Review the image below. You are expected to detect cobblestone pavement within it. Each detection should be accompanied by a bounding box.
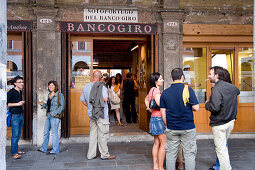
[6,139,255,170]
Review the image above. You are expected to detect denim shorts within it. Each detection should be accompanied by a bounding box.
[149,116,166,136]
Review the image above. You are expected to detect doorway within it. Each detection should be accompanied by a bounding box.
[6,32,32,139]
[68,35,155,135]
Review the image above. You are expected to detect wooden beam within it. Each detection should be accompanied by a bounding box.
[183,24,253,36]
[183,35,253,43]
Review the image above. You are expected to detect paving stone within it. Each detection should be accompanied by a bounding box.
[87,160,116,167]
[64,162,87,168]
[5,139,255,170]
[116,154,146,160]
[128,165,152,170]
[116,159,148,166]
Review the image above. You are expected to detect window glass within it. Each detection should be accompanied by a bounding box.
[183,47,207,103]
[211,49,234,81]
[71,40,92,89]
[7,40,23,91]
[78,41,87,51]
[238,48,254,103]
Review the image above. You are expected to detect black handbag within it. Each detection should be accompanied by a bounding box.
[149,88,160,110]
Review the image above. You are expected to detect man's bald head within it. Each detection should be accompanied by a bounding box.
[93,70,102,81]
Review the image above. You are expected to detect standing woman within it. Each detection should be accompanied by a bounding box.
[116,73,124,119]
[38,81,65,154]
[145,72,166,170]
[108,76,123,126]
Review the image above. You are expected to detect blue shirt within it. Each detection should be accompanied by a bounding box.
[160,83,199,130]
[80,82,109,119]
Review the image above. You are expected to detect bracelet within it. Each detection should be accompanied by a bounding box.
[146,108,150,110]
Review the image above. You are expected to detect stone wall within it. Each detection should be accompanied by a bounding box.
[0,0,7,169]
[5,0,254,144]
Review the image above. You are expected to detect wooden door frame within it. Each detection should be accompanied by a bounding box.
[6,32,33,140]
[62,34,156,136]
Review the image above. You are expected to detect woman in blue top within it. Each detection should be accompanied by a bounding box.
[38,81,65,154]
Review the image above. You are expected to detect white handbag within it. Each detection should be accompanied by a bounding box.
[110,91,120,105]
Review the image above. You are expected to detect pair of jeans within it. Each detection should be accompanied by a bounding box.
[212,120,235,170]
[11,113,24,156]
[165,128,197,170]
[40,114,61,154]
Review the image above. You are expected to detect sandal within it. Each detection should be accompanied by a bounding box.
[18,149,25,154]
[12,154,21,159]
[118,122,123,126]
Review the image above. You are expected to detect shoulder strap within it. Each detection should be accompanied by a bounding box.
[151,87,156,99]
[57,92,59,109]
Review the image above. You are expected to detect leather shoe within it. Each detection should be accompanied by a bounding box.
[37,149,46,153]
[101,155,116,160]
[46,152,56,155]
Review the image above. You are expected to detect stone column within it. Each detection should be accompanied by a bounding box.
[161,0,183,88]
[0,0,7,169]
[33,7,61,146]
[161,11,183,88]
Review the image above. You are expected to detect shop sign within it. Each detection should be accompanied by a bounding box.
[7,20,32,31]
[61,22,157,34]
[84,8,138,23]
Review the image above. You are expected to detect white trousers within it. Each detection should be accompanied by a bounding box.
[87,118,110,159]
[212,119,235,170]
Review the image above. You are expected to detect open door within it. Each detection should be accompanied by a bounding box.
[69,37,93,135]
[138,35,155,131]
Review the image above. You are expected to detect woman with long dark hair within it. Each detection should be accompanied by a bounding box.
[145,72,166,170]
[108,76,123,126]
[38,81,65,154]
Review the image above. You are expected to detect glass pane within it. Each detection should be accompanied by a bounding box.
[211,49,234,81]
[7,39,23,91]
[71,40,92,89]
[183,47,207,103]
[238,48,254,103]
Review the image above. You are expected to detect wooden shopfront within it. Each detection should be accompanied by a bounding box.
[183,24,254,132]
[60,21,158,137]
[6,20,33,139]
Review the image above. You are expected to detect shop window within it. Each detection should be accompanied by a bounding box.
[238,48,254,103]
[78,41,87,51]
[211,49,234,81]
[183,47,207,103]
[71,41,92,89]
[7,40,13,49]
[6,39,23,90]
[7,40,22,51]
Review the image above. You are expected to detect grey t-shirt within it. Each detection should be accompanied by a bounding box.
[80,82,109,119]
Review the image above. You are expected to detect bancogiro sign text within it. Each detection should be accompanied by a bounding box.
[61,22,157,34]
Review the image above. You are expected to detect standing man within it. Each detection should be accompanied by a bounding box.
[80,70,115,160]
[7,76,25,159]
[123,72,137,123]
[160,68,199,170]
[205,66,240,170]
